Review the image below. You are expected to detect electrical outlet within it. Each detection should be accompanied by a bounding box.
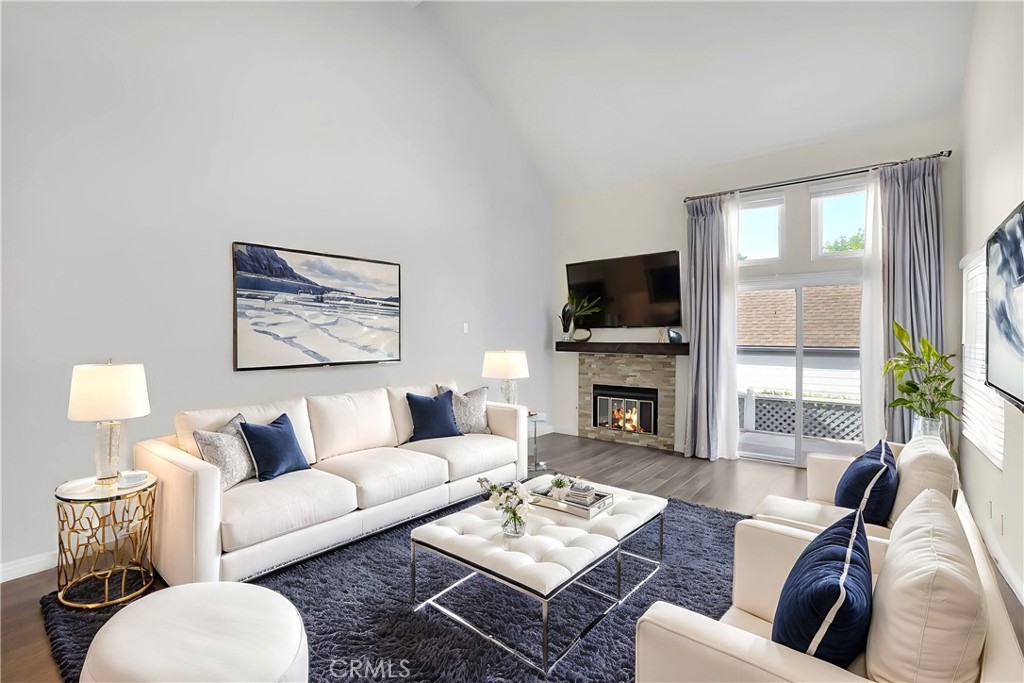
[462,323,469,334]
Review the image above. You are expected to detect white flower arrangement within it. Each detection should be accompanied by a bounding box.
[549,474,573,501]
[477,478,533,535]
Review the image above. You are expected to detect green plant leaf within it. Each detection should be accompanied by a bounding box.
[937,406,960,421]
[893,322,914,354]
[889,398,913,408]
[897,382,919,395]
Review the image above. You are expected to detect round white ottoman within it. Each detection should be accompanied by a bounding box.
[80,583,308,682]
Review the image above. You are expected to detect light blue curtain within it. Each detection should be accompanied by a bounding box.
[881,157,944,442]
[686,196,726,460]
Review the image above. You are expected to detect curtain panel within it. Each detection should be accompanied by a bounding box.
[686,196,739,460]
[880,157,945,442]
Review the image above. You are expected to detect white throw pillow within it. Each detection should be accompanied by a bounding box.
[175,397,317,464]
[866,489,986,683]
[307,388,398,460]
[887,435,959,526]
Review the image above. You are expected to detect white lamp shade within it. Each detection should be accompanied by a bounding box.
[68,363,151,422]
[481,350,529,380]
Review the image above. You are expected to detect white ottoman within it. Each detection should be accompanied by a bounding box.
[80,583,308,682]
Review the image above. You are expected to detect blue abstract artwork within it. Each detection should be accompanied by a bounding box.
[233,243,400,370]
[987,202,1024,407]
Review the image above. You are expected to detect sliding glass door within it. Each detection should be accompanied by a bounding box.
[736,275,864,466]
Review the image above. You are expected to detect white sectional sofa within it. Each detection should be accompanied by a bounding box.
[135,382,527,586]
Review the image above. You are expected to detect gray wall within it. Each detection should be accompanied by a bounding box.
[960,0,1023,597]
[2,3,552,565]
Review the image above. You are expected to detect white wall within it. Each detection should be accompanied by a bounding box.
[1,3,552,569]
[960,1,1023,597]
[551,116,963,450]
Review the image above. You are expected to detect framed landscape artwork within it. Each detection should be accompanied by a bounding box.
[233,242,401,371]
[986,201,1024,409]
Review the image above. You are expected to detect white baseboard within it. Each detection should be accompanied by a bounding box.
[2,550,57,583]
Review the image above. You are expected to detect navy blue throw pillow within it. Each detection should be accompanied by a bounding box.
[239,413,310,482]
[834,440,898,524]
[407,390,462,442]
[772,511,873,668]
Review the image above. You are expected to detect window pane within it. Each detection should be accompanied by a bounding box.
[737,289,795,347]
[738,204,780,261]
[802,284,862,446]
[820,190,866,254]
[802,284,862,349]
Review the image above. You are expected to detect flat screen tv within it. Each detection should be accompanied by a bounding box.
[566,250,682,328]
[986,200,1024,410]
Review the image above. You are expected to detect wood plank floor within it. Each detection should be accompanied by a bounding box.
[0,433,804,682]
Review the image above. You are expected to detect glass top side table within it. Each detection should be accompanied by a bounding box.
[54,473,157,609]
[527,413,548,472]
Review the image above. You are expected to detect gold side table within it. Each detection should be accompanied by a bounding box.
[55,473,156,609]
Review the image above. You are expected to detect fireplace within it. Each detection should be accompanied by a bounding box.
[592,384,658,436]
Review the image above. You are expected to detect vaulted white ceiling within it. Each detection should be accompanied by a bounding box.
[425,2,975,196]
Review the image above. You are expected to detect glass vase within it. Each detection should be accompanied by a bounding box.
[502,506,526,538]
[912,415,943,439]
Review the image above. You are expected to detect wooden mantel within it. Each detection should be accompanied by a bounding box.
[554,341,689,356]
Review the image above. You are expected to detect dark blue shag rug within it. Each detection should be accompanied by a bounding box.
[41,498,745,682]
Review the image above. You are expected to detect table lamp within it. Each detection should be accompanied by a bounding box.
[68,362,151,484]
[482,350,529,405]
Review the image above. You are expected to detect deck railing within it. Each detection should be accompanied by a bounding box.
[738,390,863,442]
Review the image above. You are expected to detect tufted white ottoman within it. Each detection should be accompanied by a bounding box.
[80,582,308,682]
[411,475,667,675]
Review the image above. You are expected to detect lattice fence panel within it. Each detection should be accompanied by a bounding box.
[752,396,863,441]
[737,396,745,427]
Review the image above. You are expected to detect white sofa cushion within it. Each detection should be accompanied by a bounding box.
[175,397,316,464]
[307,388,398,460]
[888,435,958,525]
[387,380,457,444]
[220,469,357,552]
[314,447,448,508]
[399,434,516,481]
[866,489,987,683]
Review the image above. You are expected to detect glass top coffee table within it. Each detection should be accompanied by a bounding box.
[410,475,667,675]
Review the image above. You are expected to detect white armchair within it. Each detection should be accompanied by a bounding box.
[754,437,957,539]
[636,520,883,683]
[636,493,1019,683]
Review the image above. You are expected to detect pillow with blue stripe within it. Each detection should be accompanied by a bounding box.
[834,440,898,525]
[772,511,873,668]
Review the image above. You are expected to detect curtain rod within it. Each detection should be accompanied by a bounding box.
[683,149,953,203]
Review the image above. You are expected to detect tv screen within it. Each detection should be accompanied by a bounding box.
[986,200,1024,409]
[566,250,682,328]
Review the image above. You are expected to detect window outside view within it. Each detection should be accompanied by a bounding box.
[817,188,867,255]
[737,201,781,261]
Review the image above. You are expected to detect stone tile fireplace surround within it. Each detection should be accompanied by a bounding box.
[578,353,676,451]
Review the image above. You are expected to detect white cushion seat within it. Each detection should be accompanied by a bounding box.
[754,495,892,539]
[314,447,448,508]
[221,469,357,552]
[524,477,669,541]
[412,504,619,596]
[80,583,308,682]
[399,433,517,481]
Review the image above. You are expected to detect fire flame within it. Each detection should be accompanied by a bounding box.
[610,406,645,433]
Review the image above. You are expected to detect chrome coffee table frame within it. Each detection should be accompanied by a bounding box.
[410,512,664,676]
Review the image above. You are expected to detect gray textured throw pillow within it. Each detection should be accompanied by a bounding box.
[439,385,490,435]
[194,413,256,492]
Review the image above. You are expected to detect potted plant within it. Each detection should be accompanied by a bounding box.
[882,321,960,439]
[549,474,572,501]
[557,293,601,342]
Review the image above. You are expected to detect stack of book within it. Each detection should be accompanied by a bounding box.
[565,482,597,506]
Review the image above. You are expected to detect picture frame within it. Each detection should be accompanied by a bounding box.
[986,200,1024,410]
[232,242,401,371]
